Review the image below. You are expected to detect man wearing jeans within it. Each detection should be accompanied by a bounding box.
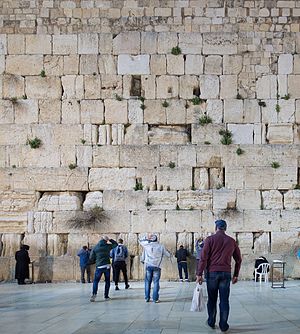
[139,234,171,303]
[196,220,242,333]
[89,236,118,302]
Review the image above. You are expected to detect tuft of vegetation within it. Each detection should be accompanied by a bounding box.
[258,100,266,107]
[68,163,77,170]
[12,165,16,168]
[162,100,169,108]
[204,141,211,145]
[68,206,106,229]
[171,46,182,55]
[191,96,205,105]
[275,104,281,113]
[191,185,195,191]
[26,137,42,149]
[189,207,194,211]
[140,103,146,110]
[236,147,245,155]
[138,96,145,102]
[93,72,97,76]
[146,199,152,207]
[236,93,243,100]
[81,139,86,144]
[216,183,223,189]
[199,115,212,126]
[219,129,233,145]
[271,161,280,169]
[134,182,143,191]
[40,70,46,77]
[10,97,18,103]
[282,93,290,100]
[22,94,27,100]
[294,184,300,190]
[168,161,176,169]
[115,94,123,101]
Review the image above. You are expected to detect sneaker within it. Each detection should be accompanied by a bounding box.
[154,300,160,303]
[90,295,96,302]
[104,297,111,301]
[205,320,216,330]
[185,279,189,282]
[179,279,183,282]
[115,286,120,291]
[145,298,150,302]
[125,284,130,289]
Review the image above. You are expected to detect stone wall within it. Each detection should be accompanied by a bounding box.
[0,0,300,281]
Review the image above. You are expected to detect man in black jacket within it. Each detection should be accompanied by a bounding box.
[175,245,189,282]
[15,245,31,285]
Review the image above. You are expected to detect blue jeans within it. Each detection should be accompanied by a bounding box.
[92,267,110,298]
[145,266,161,302]
[177,262,188,279]
[206,271,231,332]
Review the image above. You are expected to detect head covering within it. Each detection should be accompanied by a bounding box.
[149,234,157,242]
[215,219,227,230]
[22,244,30,251]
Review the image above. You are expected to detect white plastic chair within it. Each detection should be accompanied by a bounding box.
[254,263,270,283]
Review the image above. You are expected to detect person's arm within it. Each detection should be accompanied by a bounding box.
[124,246,128,258]
[163,246,171,258]
[175,251,178,258]
[232,243,242,284]
[89,249,96,264]
[138,235,149,247]
[109,239,118,249]
[77,249,83,257]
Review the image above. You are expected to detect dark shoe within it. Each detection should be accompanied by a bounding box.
[105,297,111,301]
[145,298,150,302]
[90,295,96,302]
[205,320,216,330]
[154,300,160,303]
[115,286,120,291]
[125,284,130,289]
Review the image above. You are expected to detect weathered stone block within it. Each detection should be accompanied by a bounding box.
[166,210,201,232]
[84,75,101,99]
[53,35,77,54]
[148,126,189,145]
[156,75,179,99]
[99,33,113,54]
[131,211,165,233]
[150,55,166,74]
[83,191,103,211]
[76,146,92,167]
[199,75,219,99]
[98,55,117,74]
[157,167,192,191]
[89,168,136,191]
[44,55,63,76]
[178,190,212,210]
[177,146,196,167]
[1,233,22,256]
[179,75,199,99]
[26,77,62,99]
[63,55,79,75]
[0,212,27,233]
[204,55,222,74]
[0,124,29,145]
[223,55,243,74]
[7,35,24,54]
[266,124,293,144]
[61,99,80,124]
[166,55,184,75]
[288,75,300,98]
[185,55,204,75]
[113,32,140,55]
[144,100,166,124]
[6,55,43,75]
[148,191,177,210]
[192,124,223,145]
[120,146,159,168]
[141,32,157,54]
[194,168,209,190]
[228,124,254,144]
[178,33,202,54]
[224,99,243,123]
[78,33,98,54]
[100,74,122,99]
[79,55,98,74]
[236,190,261,210]
[203,33,238,55]
[25,35,51,54]
[213,189,236,210]
[278,54,293,74]
[23,233,47,257]
[136,168,156,191]
[124,124,148,145]
[244,100,261,123]
[80,100,104,124]
[256,75,277,99]
[118,55,150,75]
[157,32,177,54]
[14,100,38,124]
[104,99,128,124]
[166,99,186,124]
[61,75,84,100]
[284,190,300,209]
[262,190,283,209]
[2,75,24,98]
[128,99,143,124]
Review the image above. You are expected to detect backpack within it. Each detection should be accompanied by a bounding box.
[114,245,126,262]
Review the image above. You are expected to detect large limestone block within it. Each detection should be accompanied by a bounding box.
[185,55,204,75]
[156,75,179,99]
[204,55,222,75]
[288,75,300,98]
[25,35,51,54]
[284,190,300,209]
[125,190,148,211]
[136,168,156,191]
[14,100,38,124]
[100,74,122,99]
[61,75,84,100]
[0,100,13,124]
[227,124,254,144]
[179,75,199,99]
[79,55,98,75]
[0,34,7,54]
[89,168,136,191]
[262,190,283,210]
[256,75,277,99]
[0,212,27,233]
[128,100,144,124]
[194,168,209,190]
[63,55,79,75]
[23,233,47,257]
[147,191,177,210]
[192,124,224,145]
[80,100,104,124]
[195,145,222,167]
[6,55,43,75]
[1,234,22,256]
[118,55,150,74]
[7,35,24,55]
[166,99,186,125]
[104,99,128,124]
[157,167,192,191]
[166,55,184,75]
[278,54,293,74]
[178,146,196,167]
[266,124,294,144]
[178,190,212,210]
[236,190,261,210]
[0,258,12,281]
[113,32,140,55]
[78,33,98,54]
[159,145,177,167]
[223,55,243,74]
[179,33,202,54]
[53,35,77,54]
[99,33,113,54]
[76,146,92,167]
[220,75,237,99]
[272,231,299,254]
[213,189,236,210]
[203,33,238,55]
[2,74,24,98]
[120,146,159,168]
[141,75,156,100]
[148,126,189,145]
[205,99,223,123]
[28,211,53,233]
[26,77,62,99]
[244,100,261,123]
[102,190,127,210]
[166,211,201,232]
[131,211,166,233]
[224,99,243,123]
[68,233,89,257]
[92,146,120,167]
[52,124,83,145]
[44,55,63,76]
[277,99,295,123]
[61,99,80,124]
[84,75,101,99]
[141,32,157,54]
[199,75,219,99]
[150,55,166,74]
[157,32,178,54]
[0,124,30,145]
[144,100,166,124]
[0,191,37,212]
[83,191,103,211]
[98,55,117,74]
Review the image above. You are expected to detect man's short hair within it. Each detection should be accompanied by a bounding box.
[83,245,88,250]
[118,238,123,244]
[215,219,227,230]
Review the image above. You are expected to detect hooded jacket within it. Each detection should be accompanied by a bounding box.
[89,239,117,267]
[139,238,170,268]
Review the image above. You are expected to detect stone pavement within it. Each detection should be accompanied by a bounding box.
[0,280,300,334]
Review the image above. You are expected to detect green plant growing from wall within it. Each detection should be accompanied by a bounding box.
[162,100,169,108]
[146,199,152,207]
[140,103,146,110]
[236,147,245,155]
[168,161,176,168]
[68,163,77,170]
[26,137,42,149]
[68,205,106,229]
[258,100,266,107]
[219,129,233,145]
[81,139,86,144]
[271,161,280,169]
[10,97,18,103]
[176,204,180,210]
[275,104,280,113]
[138,96,145,102]
[22,94,27,100]
[216,183,224,189]
[40,70,46,77]
[199,115,212,126]
[115,94,123,101]
[282,93,290,100]
[294,184,300,190]
[171,46,182,55]
[134,182,143,191]
[204,141,211,145]
[236,93,243,100]
[191,96,205,105]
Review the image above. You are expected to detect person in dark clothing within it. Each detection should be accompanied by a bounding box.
[253,256,269,281]
[196,220,242,333]
[77,245,91,283]
[89,236,118,302]
[175,245,189,282]
[15,244,31,285]
[110,239,130,290]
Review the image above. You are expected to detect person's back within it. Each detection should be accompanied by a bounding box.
[90,239,117,267]
[175,245,189,281]
[141,239,169,268]
[110,239,130,290]
[175,247,188,263]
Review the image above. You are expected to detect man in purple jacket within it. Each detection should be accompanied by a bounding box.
[196,220,242,333]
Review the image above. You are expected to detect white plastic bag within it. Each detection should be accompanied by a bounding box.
[190,283,205,312]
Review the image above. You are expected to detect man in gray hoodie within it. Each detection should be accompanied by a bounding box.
[139,234,171,303]
[89,236,118,302]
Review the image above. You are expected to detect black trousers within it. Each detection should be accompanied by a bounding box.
[113,261,128,286]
